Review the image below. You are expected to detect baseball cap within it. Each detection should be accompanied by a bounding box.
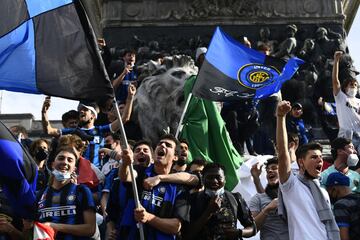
[77,103,98,119]
[195,47,207,61]
[292,102,302,109]
[325,172,350,187]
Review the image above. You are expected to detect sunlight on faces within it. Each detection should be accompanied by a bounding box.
[123,53,136,66]
[179,142,189,161]
[79,107,95,124]
[265,163,279,185]
[134,144,153,167]
[298,149,323,178]
[51,150,77,174]
[155,139,177,167]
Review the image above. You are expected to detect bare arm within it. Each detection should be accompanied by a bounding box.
[143,172,199,190]
[41,96,60,137]
[100,192,109,218]
[112,65,132,91]
[276,101,292,183]
[250,163,265,193]
[332,51,343,96]
[251,198,278,230]
[134,207,181,234]
[106,221,118,240]
[339,227,350,240]
[118,148,135,182]
[49,209,96,237]
[121,84,136,123]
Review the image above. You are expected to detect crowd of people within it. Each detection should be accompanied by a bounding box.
[0,30,360,240]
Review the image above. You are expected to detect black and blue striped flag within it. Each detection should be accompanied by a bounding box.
[0,0,113,101]
[193,27,304,100]
[0,121,37,219]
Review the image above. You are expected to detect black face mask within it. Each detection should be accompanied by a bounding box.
[265,182,279,199]
[35,148,48,162]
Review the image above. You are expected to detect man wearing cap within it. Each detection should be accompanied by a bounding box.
[321,137,360,193]
[286,102,311,146]
[326,172,360,240]
[42,100,121,168]
[195,47,207,68]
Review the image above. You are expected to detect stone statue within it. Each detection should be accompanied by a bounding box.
[273,24,298,59]
[256,27,277,54]
[133,55,198,144]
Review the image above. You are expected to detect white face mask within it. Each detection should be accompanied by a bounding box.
[347,153,359,167]
[52,169,72,182]
[204,187,225,197]
[346,88,357,98]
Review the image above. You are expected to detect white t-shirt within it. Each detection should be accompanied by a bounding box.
[334,90,360,134]
[280,173,329,240]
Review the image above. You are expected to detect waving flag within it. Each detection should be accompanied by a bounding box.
[0,121,37,219]
[179,76,243,190]
[192,27,304,100]
[0,0,113,101]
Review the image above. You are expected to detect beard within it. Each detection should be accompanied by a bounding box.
[265,182,279,199]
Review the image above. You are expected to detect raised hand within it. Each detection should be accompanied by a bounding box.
[276,101,291,118]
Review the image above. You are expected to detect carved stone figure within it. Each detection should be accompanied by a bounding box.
[133,55,198,143]
[256,27,278,53]
[273,24,298,59]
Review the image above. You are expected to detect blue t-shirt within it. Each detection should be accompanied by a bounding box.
[107,165,189,240]
[61,125,111,168]
[37,183,96,240]
[115,71,137,104]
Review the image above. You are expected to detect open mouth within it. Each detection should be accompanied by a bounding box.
[137,157,146,163]
[268,173,276,180]
[157,149,166,157]
[315,165,322,172]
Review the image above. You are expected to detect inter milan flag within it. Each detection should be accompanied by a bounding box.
[0,121,37,219]
[0,0,114,101]
[193,27,304,100]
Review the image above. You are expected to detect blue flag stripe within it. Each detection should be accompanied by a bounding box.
[255,57,305,99]
[25,0,73,18]
[206,27,265,80]
[0,20,39,93]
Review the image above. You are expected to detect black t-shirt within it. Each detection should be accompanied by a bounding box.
[186,190,254,240]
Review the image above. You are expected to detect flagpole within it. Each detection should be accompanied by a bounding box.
[175,93,193,138]
[112,98,145,240]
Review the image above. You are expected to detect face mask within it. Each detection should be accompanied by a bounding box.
[52,169,71,182]
[347,153,359,167]
[205,187,225,197]
[346,88,357,97]
[35,149,48,162]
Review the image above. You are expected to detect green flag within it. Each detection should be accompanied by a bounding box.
[179,75,243,190]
